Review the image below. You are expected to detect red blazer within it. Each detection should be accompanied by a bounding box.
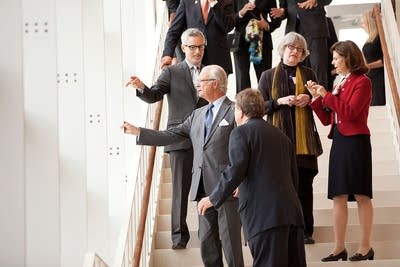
[310,73,372,139]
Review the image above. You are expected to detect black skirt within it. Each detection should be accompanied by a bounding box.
[328,126,373,201]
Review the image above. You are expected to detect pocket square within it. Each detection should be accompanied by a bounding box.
[218,119,229,126]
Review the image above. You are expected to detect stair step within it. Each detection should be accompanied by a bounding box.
[314,175,400,193]
[154,223,400,250]
[152,240,400,267]
[158,190,400,216]
[308,259,400,267]
[161,174,400,199]
[157,205,400,232]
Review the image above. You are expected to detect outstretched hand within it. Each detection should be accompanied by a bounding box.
[305,80,327,99]
[121,121,140,136]
[125,76,144,89]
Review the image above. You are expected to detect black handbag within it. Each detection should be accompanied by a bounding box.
[227,30,240,53]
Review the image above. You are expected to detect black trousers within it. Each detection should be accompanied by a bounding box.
[248,225,306,267]
[298,167,316,237]
[169,148,193,246]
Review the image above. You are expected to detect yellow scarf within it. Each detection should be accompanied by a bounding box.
[271,63,312,155]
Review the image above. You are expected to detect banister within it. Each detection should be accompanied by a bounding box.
[132,100,163,267]
[374,3,400,125]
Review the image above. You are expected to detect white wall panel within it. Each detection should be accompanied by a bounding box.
[103,0,127,262]
[0,0,25,266]
[56,0,87,266]
[82,0,110,262]
[22,0,60,266]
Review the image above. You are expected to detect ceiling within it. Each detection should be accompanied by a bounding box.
[326,2,380,30]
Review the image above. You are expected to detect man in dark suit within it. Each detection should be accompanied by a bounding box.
[125,28,208,249]
[271,0,332,88]
[160,0,235,75]
[198,88,306,267]
[122,65,244,267]
[233,0,281,92]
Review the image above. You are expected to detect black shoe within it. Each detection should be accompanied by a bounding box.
[304,235,315,244]
[321,249,348,262]
[172,243,187,250]
[349,248,374,261]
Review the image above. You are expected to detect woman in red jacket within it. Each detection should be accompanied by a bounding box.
[306,40,374,262]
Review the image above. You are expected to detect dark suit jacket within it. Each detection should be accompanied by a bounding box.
[138,97,236,200]
[310,73,372,138]
[279,0,332,38]
[234,0,281,49]
[136,61,207,152]
[209,118,304,241]
[162,0,235,74]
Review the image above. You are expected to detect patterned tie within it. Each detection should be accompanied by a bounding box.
[201,0,209,23]
[191,66,200,86]
[204,103,214,138]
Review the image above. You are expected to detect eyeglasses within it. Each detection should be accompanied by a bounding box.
[183,44,206,51]
[198,78,216,83]
[287,44,304,53]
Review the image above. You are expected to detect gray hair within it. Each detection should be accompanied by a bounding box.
[181,28,206,45]
[277,32,310,61]
[203,65,228,93]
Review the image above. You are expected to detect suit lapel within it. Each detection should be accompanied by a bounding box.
[204,97,232,144]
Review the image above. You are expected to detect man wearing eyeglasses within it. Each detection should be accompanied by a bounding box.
[125,28,208,250]
[161,0,235,75]
[122,65,244,267]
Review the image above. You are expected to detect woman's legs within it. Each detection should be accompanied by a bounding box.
[332,195,348,254]
[354,194,374,254]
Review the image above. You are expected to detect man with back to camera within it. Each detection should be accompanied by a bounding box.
[198,88,306,267]
[122,65,244,267]
[125,28,208,250]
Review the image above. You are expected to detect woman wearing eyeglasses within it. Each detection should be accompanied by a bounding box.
[306,40,374,262]
[258,31,322,245]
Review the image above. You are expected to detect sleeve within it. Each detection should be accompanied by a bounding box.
[309,97,331,125]
[210,0,235,33]
[163,0,187,57]
[137,111,193,146]
[323,77,372,120]
[136,68,171,103]
[258,70,279,115]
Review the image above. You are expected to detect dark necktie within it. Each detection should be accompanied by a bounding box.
[204,104,214,138]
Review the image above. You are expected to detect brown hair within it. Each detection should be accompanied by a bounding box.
[235,88,264,118]
[330,40,369,74]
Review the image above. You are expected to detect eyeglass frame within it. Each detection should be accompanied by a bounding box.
[198,78,216,84]
[286,44,304,53]
[183,44,207,51]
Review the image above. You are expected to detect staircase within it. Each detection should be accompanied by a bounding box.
[150,105,400,267]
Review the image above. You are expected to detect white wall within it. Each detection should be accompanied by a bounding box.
[0,0,165,266]
[0,0,25,266]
